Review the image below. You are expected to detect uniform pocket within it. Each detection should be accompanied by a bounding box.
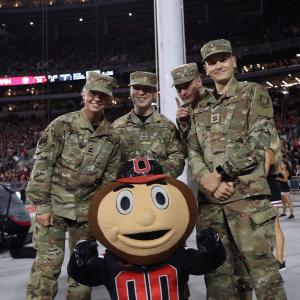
[249,207,277,225]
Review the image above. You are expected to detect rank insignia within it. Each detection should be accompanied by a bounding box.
[211,113,220,123]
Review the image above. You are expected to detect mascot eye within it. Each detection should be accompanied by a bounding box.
[151,186,169,209]
[116,190,134,214]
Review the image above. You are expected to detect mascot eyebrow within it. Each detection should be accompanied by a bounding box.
[113,180,167,193]
[113,184,134,192]
[146,180,167,186]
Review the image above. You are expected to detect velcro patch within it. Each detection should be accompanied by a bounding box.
[38,133,48,149]
[257,95,271,108]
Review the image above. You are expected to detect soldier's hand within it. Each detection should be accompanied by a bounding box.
[74,240,98,267]
[36,213,54,227]
[200,172,221,193]
[213,182,235,200]
[175,97,190,127]
[196,227,220,253]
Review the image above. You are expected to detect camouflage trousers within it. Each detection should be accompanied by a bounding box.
[197,198,287,300]
[25,215,94,300]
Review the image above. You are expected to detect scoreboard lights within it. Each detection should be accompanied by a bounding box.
[47,70,114,83]
[0,70,114,87]
[0,76,47,87]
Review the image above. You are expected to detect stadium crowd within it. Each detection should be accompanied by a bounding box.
[1,11,299,77]
[276,111,300,175]
[0,115,47,185]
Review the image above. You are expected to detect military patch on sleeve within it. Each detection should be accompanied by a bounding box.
[257,95,271,108]
[250,85,273,118]
[38,133,48,149]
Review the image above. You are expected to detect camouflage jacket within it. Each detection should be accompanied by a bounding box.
[188,78,274,203]
[26,108,121,222]
[112,109,185,178]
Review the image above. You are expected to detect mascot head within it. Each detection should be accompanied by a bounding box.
[89,157,197,265]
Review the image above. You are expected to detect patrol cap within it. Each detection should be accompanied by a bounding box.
[129,71,157,88]
[84,71,116,97]
[116,157,166,184]
[201,39,232,61]
[170,63,199,86]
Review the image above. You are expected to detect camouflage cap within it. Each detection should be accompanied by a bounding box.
[84,71,116,96]
[170,63,199,86]
[201,39,232,61]
[129,71,157,88]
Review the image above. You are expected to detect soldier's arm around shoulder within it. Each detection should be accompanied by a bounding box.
[26,118,65,214]
[163,123,185,178]
[221,83,274,178]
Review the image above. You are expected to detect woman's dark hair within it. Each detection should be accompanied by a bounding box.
[282,160,292,178]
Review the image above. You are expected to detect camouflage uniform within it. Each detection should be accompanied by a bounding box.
[112,71,185,178]
[25,73,121,300]
[171,63,253,299]
[171,63,212,146]
[187,40,287,300]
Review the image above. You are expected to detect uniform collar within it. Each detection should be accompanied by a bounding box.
[200,86,215,102]
[128,109,160,124]
[214,77,238,100]
[93,118,112,137]
[79,108,92,130]
[78,108,111,137]
[194,87,216,108]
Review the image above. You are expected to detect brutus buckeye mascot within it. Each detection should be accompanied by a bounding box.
[68,158,226,300]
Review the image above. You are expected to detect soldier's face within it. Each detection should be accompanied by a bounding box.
[130,85,156,110]
[204,53,236,85]
[83,90,111,114]
[175,77,202,105]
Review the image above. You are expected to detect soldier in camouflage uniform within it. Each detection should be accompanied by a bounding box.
[25,72,121,300]
[187,39,287,300]
[171,64,253,299]
[112,71,185,178]
[171,62,203,141]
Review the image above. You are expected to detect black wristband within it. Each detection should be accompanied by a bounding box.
[216,165,233,181]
